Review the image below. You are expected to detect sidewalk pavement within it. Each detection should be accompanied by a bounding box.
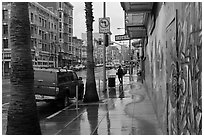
[40,73,163,135]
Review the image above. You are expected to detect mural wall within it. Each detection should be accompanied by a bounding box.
[172,3,202,135]
[145,2,202,135]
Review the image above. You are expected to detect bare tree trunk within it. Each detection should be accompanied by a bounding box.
[6,2,41,135]
[83,2,99,102]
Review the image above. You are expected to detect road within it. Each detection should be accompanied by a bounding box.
[2,67,117,134]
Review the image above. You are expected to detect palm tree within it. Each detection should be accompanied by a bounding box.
[83,2,99,102]
[6,2,41,134]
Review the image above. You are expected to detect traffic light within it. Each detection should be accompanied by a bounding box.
[104,34,109,47]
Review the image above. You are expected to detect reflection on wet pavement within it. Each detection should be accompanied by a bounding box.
[40,77,163,135]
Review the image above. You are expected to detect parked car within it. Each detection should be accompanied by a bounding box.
[73,65,80,71]
[78,64,85,70]
[34,68,84,107]
[95,64,103,67]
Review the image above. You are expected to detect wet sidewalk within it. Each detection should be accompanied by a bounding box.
[40,73,163,135]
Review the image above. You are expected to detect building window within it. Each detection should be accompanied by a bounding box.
[44,33,47,40]
[51,23,53,29]
[69,28,72,33]
[59,32,62,39]
[45,44,47,51]
[30,12,34,23]
[42,18,44,27]
[59,12,62,18]
[69,46,72,52]
[3,39,8,48]
[51,34,53,40]
[35,15,37,22]
[39,17,41,26]
[59,22,62,29]
[31,26,34,35]
[59,2,62,8]
[3,25,8,35]
[42,43,45,51]
[69,37,72,42]
[42,31,44,39]
[39,29,41,36]
[2,10,8,20]
[48,22,50,29]
[44,20,47,28]
[35,27,37,34]
[70,10,73,17]
[69,18,72,24]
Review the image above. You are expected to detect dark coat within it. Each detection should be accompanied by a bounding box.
[116,68,124,78]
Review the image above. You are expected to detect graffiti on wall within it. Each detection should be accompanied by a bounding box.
[168,3,202,135]
[166,20,178,135]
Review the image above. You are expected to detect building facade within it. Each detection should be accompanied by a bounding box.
[2,2,60,77]
[121,2,202,135]
[39,2,74,67]
[2,2,75,77]
[29,2,59,68]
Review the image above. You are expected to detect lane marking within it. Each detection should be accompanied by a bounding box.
[46,110,63,119]
[46,104,74,119]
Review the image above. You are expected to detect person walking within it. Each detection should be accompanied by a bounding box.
[116,65,124,84]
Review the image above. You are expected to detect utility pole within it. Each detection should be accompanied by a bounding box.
[103,2,106,92]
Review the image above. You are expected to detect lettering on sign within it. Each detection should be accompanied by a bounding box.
[115,34,130,41]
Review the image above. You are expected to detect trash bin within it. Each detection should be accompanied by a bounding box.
[108,75,116,87]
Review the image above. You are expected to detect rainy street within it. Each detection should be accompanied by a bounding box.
[2,2,202,135]
[2,67,163,135]
[2,67,130,134]
[2,67,102,133]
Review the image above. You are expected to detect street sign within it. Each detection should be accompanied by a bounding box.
[115,34,130,41]
[99,17,110,34]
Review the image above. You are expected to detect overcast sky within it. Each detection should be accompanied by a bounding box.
[72,2,125,41]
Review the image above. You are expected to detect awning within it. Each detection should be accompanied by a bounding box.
[127,26,147,39]
[121,2,154,39]
[121,2,153,13]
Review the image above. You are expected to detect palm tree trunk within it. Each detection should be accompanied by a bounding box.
[6,2,41,135]
[83,2,99,102]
